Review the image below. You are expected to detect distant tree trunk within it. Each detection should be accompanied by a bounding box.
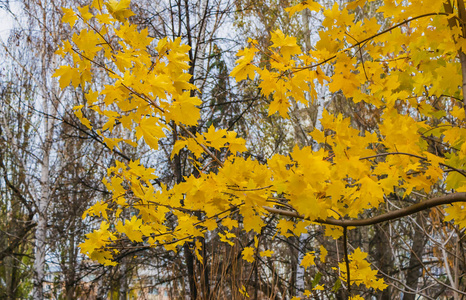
[403,214,426,300]
[33,3,59,297]
[289,235,298,298]
[372,223,393,300]
[33,19,51,299]
[295,233,306,293]
[5,255,19,300]
[199,235,211,299]
[119,259,128,300]
[64,228,77,300]
[183,243,197,300]
[33,104,51,300]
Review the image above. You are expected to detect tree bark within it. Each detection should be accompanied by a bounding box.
[372,222,393,300]
[403,214,427,300]
[289,235,298,298]
[33,8,51,296]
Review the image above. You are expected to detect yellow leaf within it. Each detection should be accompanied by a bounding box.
[62,7,78,26]
[195,240,204,264]
[269,97,290,118]
[293,221,308,236]
[277,219,294,238]
[53,65,81,89]
[95,13,114,24]
[222,218,238,230]
[72,105,92,130]
[325,225,343,239]
[218,232,234,246]
[171,139,188,159]
[139,118,165,150]
[239,285,250,298]
[82,200,109,220]
[77,5,93,21]
[346,0,366,10]
[116,216,145,242]
[241,247,255,263]
[300,252,316,269]
[203,218,218,231]
[260,250,273,257]
[339,248,387,291]
[103,137,123,151]
[320,245,328,263]
[270,29,301,58]
[285,1,322,17]
[230,47,259,82]
[445,203,466,229]
[166,92,202,125]
[226,131,248,153]
[105,0,135,22]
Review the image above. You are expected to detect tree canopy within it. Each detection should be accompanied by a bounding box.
[51,0,466,298]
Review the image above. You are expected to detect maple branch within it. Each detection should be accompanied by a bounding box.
[360,152,466,178]
[230,185,273,192]
[359,152,466,177]
[71,47,167,114]
[76,14,115,52]
[442,164,466,178]
[360,152,426,161]
[263,192,466,227]
[345,31,369,81]
[296,12,450,71]
[178,124,224,167]
[71,48,116,76]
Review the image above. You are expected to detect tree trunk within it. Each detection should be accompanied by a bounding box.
[33,115,50,300]
[119,260,128,300]
[33,3,59,297]
[403,214,426,300]
[33,26,51,299]
[373,223,393,300]
[289,235,298,298]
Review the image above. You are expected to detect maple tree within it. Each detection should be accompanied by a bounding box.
[52,0,466,298]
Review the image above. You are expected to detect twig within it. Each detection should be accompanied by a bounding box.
[343,226,351,299]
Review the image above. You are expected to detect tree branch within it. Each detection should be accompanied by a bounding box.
[263,192,466,227]
[296,12,450,72]
[343,226,351,298]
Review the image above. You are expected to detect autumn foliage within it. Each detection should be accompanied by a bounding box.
[53,0,466,298]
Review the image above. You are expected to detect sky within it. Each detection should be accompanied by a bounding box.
[0,1,20,45]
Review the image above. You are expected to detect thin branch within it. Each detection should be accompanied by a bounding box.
[360,152,426,161]
[295,12,450,72]
[343,226,351,298]
[360,152,466,178]
[178,124,224,167]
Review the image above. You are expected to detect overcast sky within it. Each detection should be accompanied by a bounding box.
[0,13,12,44]
[0,1,24,46]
